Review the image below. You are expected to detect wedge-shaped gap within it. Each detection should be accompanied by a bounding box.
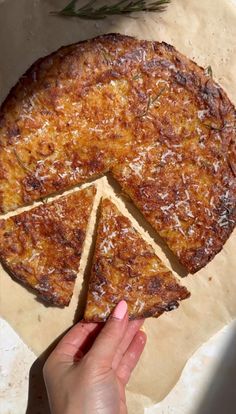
[107,173,188,277]
[73,196,102,323]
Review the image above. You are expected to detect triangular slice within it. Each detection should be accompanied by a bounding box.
[0,186,96,306]
[84,198,190,321]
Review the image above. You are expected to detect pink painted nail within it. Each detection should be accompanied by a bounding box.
[112,300,128,320]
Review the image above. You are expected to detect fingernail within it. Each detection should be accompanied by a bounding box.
[112,300,127,320]
[139,325,146,333]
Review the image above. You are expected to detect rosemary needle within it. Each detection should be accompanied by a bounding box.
[139,86,166,117]
[205,65,213,77]
[13,148,31,173]
[52,0,171,20]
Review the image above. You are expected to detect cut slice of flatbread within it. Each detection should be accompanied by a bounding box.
[84,198,190,321]
[0,186,96,306]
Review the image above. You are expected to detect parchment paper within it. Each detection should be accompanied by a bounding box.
[0,1,236,413]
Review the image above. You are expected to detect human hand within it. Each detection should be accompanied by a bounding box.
[43,300,146,414]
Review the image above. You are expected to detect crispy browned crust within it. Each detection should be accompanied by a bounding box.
[84,199,190,322]
[0,186,96,306]
[0,33,235,273]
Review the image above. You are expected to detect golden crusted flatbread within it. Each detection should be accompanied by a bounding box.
[84,199,190,321]
[0,34,235,273]
[0,186,96,306]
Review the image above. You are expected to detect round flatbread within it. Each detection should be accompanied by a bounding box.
[0,34,235,273]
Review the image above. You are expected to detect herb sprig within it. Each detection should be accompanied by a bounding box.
[13,148,31,173]
[139,86,166,117]
[205,65,213,78]
[52,0,171,20]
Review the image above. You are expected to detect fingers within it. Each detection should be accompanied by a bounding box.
[116,330,147,386]
[89,300,129,367]
[48,321,101,364]
[112,319,145,370]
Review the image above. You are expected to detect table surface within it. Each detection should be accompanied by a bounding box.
[0,316,235,414]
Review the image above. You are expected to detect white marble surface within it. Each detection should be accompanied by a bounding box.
[148,320,236,413]
[0,319,35,413]
[0,317,235,414]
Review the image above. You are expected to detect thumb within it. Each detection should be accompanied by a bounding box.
[89,300,128,367]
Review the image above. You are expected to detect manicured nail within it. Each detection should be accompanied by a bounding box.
[112,300,128,320]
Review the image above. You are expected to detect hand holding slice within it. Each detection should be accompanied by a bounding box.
[84,199,190,321]
[0,186,96,306]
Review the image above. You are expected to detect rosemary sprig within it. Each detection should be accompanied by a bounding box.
[13,148,31,173]
[151,86,166,105]
[203,123,223,132]
[141,95,152,117]
[203,119,236,132]
[52,0,171,20]
[205,65,213,77]
[41,197,49,204]
[101,49,113,64]
[132,73,141,80]
[139,86,166,117]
